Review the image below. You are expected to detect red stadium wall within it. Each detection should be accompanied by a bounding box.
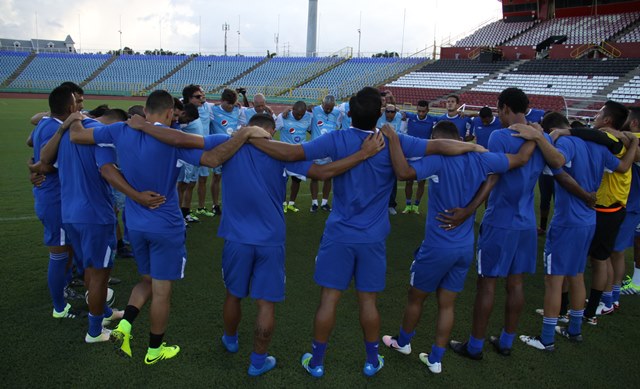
[440,47,477,60]
[440,46,537,60]
[550,42,640,58]
[555,1,640,17]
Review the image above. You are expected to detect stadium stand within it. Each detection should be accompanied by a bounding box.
[608,75,640,105]
[0,51,29,84]
[454,20,537,47]
[617,23,640,43]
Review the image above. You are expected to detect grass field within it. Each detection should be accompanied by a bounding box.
[1,97,639,387]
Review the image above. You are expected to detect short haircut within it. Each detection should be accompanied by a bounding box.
[182,103,200,122]
[88,104,109,118]
[570,120,584,129]
[128,105,145,118]
[417,100,429,108]
[59,81,84,95]
[349,87,382,130]
[628,107,640,122]
[221,88,238,104]
[498,87,529,115]
[431,120,459,140]
[182,84,201,101]
[293,100,307,111]
[48,85,75,116]
[479,106,493,118]
[145,90,174,115]
[323,95,336,105]
[174,97,184,111]
[541,111,570,133]
[248,113,276,131]
[447,94,460,104]
[602,100,629,130]
[102,108,128,122]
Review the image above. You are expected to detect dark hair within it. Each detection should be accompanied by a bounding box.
[48,85,75,116]
[602,100,629,130]
[447,94,460,104]
[417,100,429,108]
[349,87,382,130]
[479,107,493,118]
[541,112,570,133]
[627,107,640,124]
[102,108,128,122]
[182,84,201,101]
[174,97,184,111]
[145,90,174,115]
[221,88,238,104]
[293,101,307,111]
[59,81,84,95]
[248,113,276,131]
[431,120,459,140]
[127,105,145,118]
[570,120,584,129]
[88,104,109,118]
[182,103,200,122]
[498,87,529,115]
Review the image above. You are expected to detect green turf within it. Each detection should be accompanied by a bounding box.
[1,97,639,387]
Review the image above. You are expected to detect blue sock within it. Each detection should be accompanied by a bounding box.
[48,252,68,312]
[602,291,613,308]
[499,328,516,349]
[88,313,104,337]
[365,340,380,367]
[224,332,238,344]
[612,284,621,303]
[414,200,420,206]
[250,352,266,369]
[467,335,484,355]
[428,344,445,363]
[405,200,411,206]
[103,304,113,318]
[569,309,584,335]
[397,327,415,347]
[541,317,558,345]
[309,340,327,368]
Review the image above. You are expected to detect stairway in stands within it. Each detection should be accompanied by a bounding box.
[0,52,36,88]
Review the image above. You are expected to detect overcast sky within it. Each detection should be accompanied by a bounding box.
[0,0,503,56]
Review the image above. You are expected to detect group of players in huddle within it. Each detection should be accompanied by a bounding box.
[28,79,640,377]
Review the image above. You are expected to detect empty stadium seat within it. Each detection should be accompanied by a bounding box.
[0,51,29,84]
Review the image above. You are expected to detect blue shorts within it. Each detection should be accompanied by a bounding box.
[197,166,209,177]
[177,163,198,184]
[128,230,187,281]
[35,202,66,247]
[63,223,115,270]
[221,240,286,302]
[614,211,640,252]
[476,225,537,277]
[544,224,595,276]
[111,188,125,211]
[410,244,474,293]
[314,236,386,292]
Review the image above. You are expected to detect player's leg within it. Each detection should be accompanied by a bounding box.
[310,179,319,211]
[419,288,457,373]
[403,180,414,213]
[522,274,562,351]
[304,287,342,373]
[248,299,277,376]
[414,180,426,214]
[321,179,332,211]
[287,177,301,212]
[210,170,222,215]
[196,169,213,216]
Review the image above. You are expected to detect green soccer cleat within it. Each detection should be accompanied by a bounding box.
[412,205,420,215]
[621,281,640,295]
[401,205,412,214]
[195,207,214,217]
[110,323,133,357]
[144,343,180,365]
[52,303,80,319]
[287,204,299,213]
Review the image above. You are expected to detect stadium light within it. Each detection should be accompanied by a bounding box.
[223,22,230,56]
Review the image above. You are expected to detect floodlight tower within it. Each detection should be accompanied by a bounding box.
[223,22,230,56]
[306,0,318,57]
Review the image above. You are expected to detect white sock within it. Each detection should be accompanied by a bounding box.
[288,201,295,206]
[632,265,640,285]
[312,199,318,206]
[321,199,328,206]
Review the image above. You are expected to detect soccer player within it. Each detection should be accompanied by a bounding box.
[381,121,533,373]
[239,93,275,125]
[249,86,485,377]
[338,100,351,130]
[276,101,312,213]
[622,107,640,295]
[376,103,406,215]
[512,113,635,351]
[400,100,437,214]
[69,90,270,364]
[175,103,203,223]
[436,95,472,140]
[470,107,502,149]
[309,95,341,212]
[525,106,546,124]
[445,88,553,359]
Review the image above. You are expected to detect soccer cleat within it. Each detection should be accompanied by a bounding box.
[85,328,112,343]
[52,303,80,319]
[488,335,511,356]
[110,325,133,357]
[362,354,384,377]
[388,207,397,216]
[144,343,180,365]
[418,352,442,374]
[102,308,124,326]
[85,288,115,307]
[287,204,299,213]
[196,207,214,217]
[596,302,614,316]
[412,205,420,215]
[449,340,483,360]
[184,214,199,223]
[519,335,554,352]
[555,326,583,342]
[622,275,632,286]
[534,309,569,324]
[221,335,239,353]
[283,203,288,213]
[301,352,324,378]
[621,281,640,295]
[381,335,412,355]
[321,204,332,212]
[402,205,412,214]
[583,315,598,326]
[212,205,222,216]
[310,204,319,213]
[64,286,84,300]
[613,301,620,311]
[248,356,276,377]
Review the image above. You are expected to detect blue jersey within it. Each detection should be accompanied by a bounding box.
[310,105,341,140]
[239,107,257,126]
[202,136,313,245]
[93,122,204,234]
[199,102,213,135]
[472,116,502,148]
[57,118,116,225]
[276,112,312,144]
[437,114,472,139]
[551,136,620,226]
[339,102,351,129]
[526,108,545,124]
[405,112,437,139]
[482,129,551,229]
[377,112,404,133]
[211,104,241,135]
[302,129,427,243]
[32,117,62,206]
[411,152,509,248]
[181,119,204,135]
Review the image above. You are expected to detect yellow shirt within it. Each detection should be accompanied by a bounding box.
[596,132,632,207]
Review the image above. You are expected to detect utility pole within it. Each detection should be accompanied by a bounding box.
[357,11,362,57]
[237,15,241,55]
[118,15,122,55]
[222,22,230,56]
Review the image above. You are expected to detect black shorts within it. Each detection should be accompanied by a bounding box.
[589,206,626,260]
